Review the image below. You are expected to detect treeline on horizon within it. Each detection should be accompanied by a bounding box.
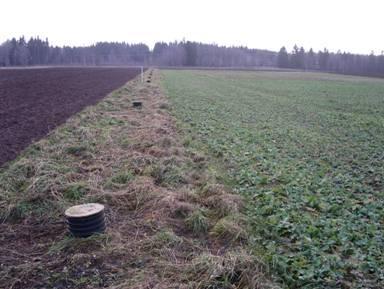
[277,45,384,76]
[0,36,383,77]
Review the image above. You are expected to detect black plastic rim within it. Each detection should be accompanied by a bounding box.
[66,211,104,223]
[69,222,106,233]
[70,226,105,237]
[66,211,106,238]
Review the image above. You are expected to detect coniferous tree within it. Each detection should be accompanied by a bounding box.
[277,46,289,68]
[184,41,197,66]
[368,51,376,74]
[306,48,316,69]
[298,47,305,69]
[319,48,330,70]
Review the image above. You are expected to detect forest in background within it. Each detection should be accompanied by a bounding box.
[1,37,383,77]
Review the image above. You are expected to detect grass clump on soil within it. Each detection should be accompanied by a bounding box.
[185,208,209,235]
[0,154,72,221]
[149,160,186,187]
[210,215,248,244]
[104,170,134,189]
[148,229,183,249]
[187,250,274,289]
[65,145,88,157]
[63,182,89,200]
[162,69,384,288]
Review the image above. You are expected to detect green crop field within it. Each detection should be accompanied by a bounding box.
[162,70,384,288]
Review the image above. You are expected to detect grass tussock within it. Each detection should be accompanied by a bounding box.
[97,178,157,211]
[104,170,134,189]
[146,229,183,250]
[150,161,186,187]
[186,251,276,289]
[185,209,209,235]
[210,215,248,243]
[63,182,89,200]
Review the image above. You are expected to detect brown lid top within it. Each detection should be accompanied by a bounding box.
[65,203,104,218]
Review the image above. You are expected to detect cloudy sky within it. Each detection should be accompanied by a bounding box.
[1,0,383,54]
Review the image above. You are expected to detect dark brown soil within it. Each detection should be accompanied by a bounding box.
[0,67,141,167]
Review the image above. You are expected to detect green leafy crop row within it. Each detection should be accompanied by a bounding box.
[162,70,384,288]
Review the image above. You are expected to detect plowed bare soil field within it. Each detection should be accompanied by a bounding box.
[0,67,140,166]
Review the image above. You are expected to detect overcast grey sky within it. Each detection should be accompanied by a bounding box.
[1,0,383,54]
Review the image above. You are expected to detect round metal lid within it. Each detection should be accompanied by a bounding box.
[65,203,104,218]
